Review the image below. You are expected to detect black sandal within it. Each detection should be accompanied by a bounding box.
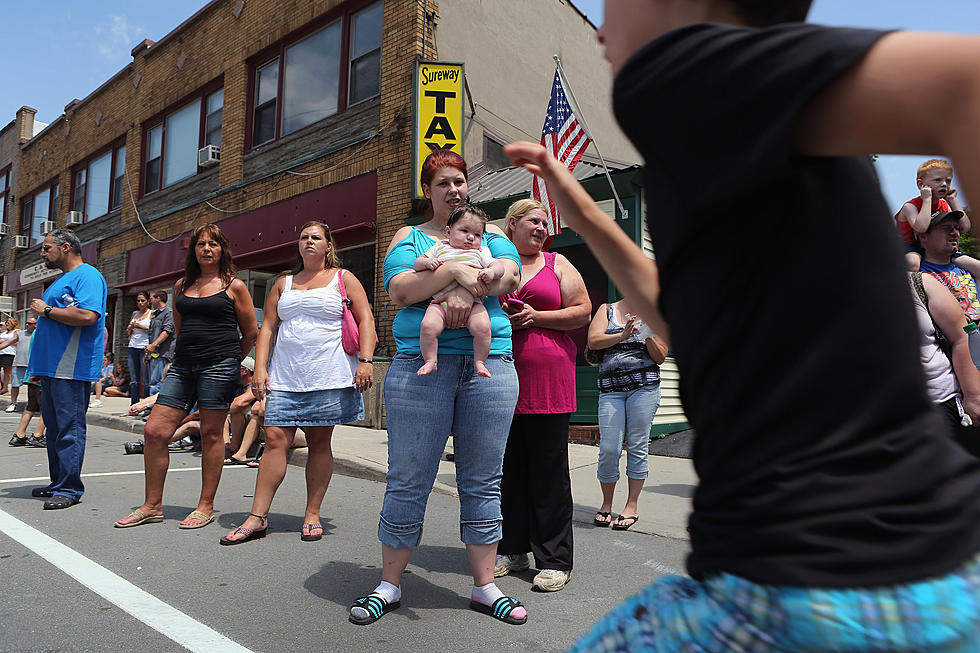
[219,513,267,545]
[469,596,527,625]
[611,515,639,531]
[349,593,400,625]
[593,511,612,527]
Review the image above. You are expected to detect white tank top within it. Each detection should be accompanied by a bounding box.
[268,273,357,391]
[128,313,151,348]
[912,290,960,404]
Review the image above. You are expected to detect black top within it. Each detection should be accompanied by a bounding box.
[614,22,980,587]
[174,288,241,365]
[598,304,660,393]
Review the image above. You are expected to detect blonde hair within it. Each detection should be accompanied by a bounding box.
[5,317,19,330]
[917,159,953,179]
[504,198,547,239]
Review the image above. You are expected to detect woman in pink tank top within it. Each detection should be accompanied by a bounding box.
[495,199,591,592]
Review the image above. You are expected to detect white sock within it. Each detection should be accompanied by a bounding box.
[350,581,401,620]
[471,582,504,605]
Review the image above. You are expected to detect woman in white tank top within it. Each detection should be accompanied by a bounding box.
[126,292,152,403]
[221,221,377,545]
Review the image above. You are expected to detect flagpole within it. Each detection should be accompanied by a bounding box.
[553,55,628,221]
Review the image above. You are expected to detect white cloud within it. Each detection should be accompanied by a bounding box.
[94,15,146,61]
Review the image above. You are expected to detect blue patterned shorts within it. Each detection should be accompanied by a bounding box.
[571,554,980,652]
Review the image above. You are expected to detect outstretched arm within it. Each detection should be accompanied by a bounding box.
[504,141,669,342]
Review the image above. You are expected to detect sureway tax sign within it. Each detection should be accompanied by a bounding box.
[413,61,464,198]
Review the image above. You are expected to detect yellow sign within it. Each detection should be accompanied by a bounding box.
[413,61,465,198]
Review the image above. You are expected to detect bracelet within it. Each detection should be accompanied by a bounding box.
[358,357,373,364]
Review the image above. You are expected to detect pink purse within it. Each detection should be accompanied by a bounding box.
[337,270,373,355]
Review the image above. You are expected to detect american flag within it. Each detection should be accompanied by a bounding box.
[533,69,591,235]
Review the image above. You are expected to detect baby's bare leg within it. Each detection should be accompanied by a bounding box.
[419,302,447,376]
[468,303,493,378]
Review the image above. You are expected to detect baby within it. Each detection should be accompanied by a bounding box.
[414,205,508,377]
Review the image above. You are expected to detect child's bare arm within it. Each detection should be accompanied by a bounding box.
[947,189,972,232]
[414,254,440,272]
[476,260,507,284]
[905,192,932,234]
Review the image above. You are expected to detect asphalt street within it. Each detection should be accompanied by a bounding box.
[0,416,691,653]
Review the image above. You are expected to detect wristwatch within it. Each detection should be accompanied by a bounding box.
[358,357,373,364]
[44,306,53,318]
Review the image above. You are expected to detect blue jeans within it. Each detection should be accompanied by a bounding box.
[380,353,518,548]
[127,347,148,403]
[39,377,89,501]
[147,356,169,396]
[597,384,661,483]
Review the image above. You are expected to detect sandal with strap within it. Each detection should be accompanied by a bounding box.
[469,596,528,625]
[611,515,639,531]
[593,511,612,527]
[219,513,267,545]
[114,508,163,528]
[301,522,323,542]
[349,593,401,625]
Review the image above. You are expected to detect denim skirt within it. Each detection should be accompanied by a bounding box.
[264,386,364,427]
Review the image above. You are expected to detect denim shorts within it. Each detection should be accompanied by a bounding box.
[155,357,240,412]
[11,365,27,387]
[264,387,364,427]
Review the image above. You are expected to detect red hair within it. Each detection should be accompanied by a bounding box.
[420,150,467,190]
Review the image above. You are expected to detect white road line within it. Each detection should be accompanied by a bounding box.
[0,466,252,485]
[0,507,252,653]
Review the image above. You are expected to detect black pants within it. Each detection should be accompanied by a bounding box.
[498,413,573,572]
[940,397,980,459]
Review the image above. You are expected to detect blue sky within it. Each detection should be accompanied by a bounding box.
[2,0,978,209]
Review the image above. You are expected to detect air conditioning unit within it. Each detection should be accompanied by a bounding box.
[66,211,83,225]
[12,235,29,249]
[0,223,8,236]
[198,144,220,168]
[40,220,57,235]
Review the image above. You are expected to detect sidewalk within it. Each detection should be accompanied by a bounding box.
[1,394,697,541]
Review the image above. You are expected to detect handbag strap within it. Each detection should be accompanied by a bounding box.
[910,271,950,350]
[336,270,350,305]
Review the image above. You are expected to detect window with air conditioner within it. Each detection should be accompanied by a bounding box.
[72,142,124,223]
[22,181,58,246]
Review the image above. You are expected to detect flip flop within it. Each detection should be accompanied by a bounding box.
[179,510,215,529]
[469,596,527,625]
[115,508,163,528]
[223,457,247,466]
[301,523,323,542]
[219,525,267,545]
[611,515,639,531]
[593,511,612,527]
[349,593,400,625]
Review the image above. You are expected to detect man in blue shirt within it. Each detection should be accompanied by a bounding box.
[919,210,980,323]
[27,229,107,509]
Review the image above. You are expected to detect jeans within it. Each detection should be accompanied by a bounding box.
[147,355,169,397]
[39,377,89,501]
[597,384,661,483]
[380,353,518,548]
[156,357,240,412]
[127,347,148,404]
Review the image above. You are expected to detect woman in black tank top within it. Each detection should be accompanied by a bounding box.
[115,223,258,530]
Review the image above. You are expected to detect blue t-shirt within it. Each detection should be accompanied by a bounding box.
[383,228,520,355]
[27,263,107,382]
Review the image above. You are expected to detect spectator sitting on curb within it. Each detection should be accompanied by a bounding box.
[223,357,258,464]
[90,353,114,408]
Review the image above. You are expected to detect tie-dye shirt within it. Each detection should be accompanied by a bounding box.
[920,259,980,322]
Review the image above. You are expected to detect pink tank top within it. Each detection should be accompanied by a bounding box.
[508,251,577,414]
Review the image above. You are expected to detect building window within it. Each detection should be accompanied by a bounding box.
[483,133,510,171]
[249,1,382,147]
[22,182,58,246]
[0,167,9,225]
[112,145,127,209]
[205,89,224,147]
[349,3,382,105]
[72,143,125,222]
[142,83,224,196]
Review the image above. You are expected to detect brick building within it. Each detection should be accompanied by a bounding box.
[2,0,636,369]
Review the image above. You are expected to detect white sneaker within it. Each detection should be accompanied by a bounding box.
[4,404,16,413]
[89,400,103,408]
[493,553,531,578]
[532,569,570,592]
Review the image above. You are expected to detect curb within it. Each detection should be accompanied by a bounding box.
[0,397,459,498]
